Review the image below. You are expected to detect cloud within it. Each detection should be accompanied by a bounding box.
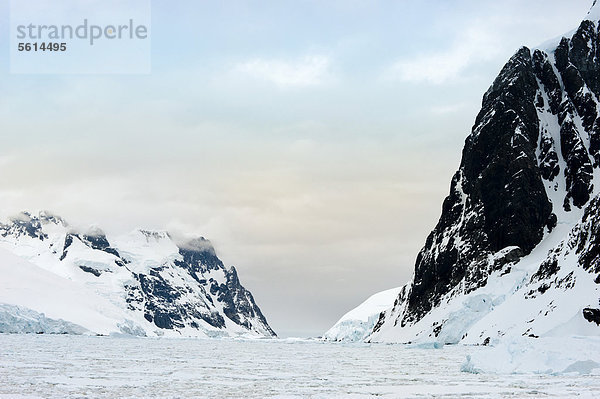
[383,25,503,85]
[0,139,450,336]
[234,55,332,88]
[171,235,216,254]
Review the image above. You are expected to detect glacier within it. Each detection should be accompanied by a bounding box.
[0,304,88,335]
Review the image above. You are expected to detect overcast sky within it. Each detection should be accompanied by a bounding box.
[0,0,594,337]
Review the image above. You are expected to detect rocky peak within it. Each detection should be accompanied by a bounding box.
[587,0,600,21]
[1,212,48,240]
[138,229,170,241]
[175,237,222,273]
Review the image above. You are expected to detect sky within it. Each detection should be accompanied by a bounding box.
[0,0,595,337]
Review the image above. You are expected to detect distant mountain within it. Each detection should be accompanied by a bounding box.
[323,287,401,342]
[352,2,600,344]
[0,211,275,337]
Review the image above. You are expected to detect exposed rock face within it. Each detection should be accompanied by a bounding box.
[407,46,552,323]
[0,211,275,337]
[369,4,600,343]
[584,308,600,326]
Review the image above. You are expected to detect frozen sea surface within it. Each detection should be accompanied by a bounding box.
[0,335,598,398]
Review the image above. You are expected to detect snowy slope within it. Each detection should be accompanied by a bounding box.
[0,247,120,334]
[0,211,275,337]
[323,287,401,341]
[365,3,600,345]
[371,208,600,344]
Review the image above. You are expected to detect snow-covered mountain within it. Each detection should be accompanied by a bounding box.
[323,287,401,342]
[0,211,275,338]
[364,2,600,344]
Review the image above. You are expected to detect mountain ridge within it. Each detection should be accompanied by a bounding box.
[0,210,276,338]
